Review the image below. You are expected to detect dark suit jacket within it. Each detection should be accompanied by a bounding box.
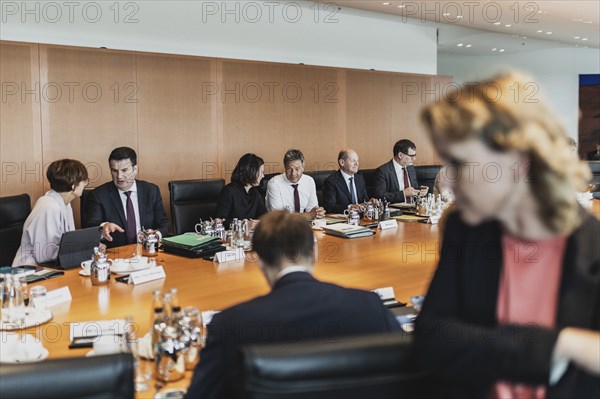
[85,180,169,248]
[323,170,369,213]
[415,210,600,399]
[185,272,401,399]
[374,161,418,203]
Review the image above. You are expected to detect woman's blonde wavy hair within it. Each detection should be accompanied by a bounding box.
[421,72,590,235]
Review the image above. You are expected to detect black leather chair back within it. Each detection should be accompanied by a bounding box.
[79,187,94,228]
[359,168,377,199]
[169,179,225,235]
[240,332,433,399]
[0,193,31,265]
[305,170,335,206]
[415,164,442,192]
[0,353,134,399]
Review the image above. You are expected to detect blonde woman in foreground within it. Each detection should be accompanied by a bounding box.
[415,72,599,399]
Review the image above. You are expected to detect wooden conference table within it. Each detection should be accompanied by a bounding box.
[16,201,600,398]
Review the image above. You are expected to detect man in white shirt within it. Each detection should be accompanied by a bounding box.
[266,149,325,220]
[374,139,428,203]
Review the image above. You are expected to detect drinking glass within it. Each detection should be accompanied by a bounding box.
[29,286,48,311]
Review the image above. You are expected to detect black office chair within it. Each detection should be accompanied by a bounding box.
[0,353,134,399]
[239,332,434,399]
[0,193,31,265]
[305,170,335,206]
[169,179,225,235]
[415,164,442,193]
[359,168,378,199]
[79,187,94,228]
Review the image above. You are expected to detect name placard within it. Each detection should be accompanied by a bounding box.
[372,286,395,301]
[428,215,441,225]
[215,248,244,263]
[45,286,72,308]
[378,219,398,230]
[127,266,166,285]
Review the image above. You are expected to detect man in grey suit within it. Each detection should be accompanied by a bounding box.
[85,147,169,248]
[374,139,428,203]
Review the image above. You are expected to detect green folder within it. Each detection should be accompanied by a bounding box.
[162,233,219,248]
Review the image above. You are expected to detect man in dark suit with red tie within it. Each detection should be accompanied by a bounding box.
[85,147,169,248]
[184,211,400,399]
[374,139,427,203]
[323,149,370,213]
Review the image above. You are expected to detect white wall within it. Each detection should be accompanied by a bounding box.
[438,47,600,139]
[0,0,437,74]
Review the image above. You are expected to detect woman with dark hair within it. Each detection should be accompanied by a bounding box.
[415,72,599,398]
[215,153,267,221]
[13,159,89,266]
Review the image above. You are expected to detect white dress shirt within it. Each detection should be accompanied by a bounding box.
[392,158,410,191]
[118,180,141,234]
[266,174,319,212]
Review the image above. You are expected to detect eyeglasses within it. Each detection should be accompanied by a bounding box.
[401,152,417,158]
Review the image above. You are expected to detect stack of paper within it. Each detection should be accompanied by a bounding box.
[323,223,375,239]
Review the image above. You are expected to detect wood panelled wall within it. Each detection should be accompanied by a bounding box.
[0,41,451,227]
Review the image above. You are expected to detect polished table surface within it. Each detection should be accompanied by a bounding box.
[10,200,600,398]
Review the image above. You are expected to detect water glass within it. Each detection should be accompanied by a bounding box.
[2,275,25,323]
[410,295,425,313]
[134,358,152,392]
[29,286,48,310]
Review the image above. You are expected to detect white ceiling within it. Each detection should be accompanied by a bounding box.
[326,1,600,54]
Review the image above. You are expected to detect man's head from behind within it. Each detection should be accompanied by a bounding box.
[252,211,315,286]
[109,146,138,191]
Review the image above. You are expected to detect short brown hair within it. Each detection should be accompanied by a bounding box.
[252,211,314,268]
[47,159,88,193]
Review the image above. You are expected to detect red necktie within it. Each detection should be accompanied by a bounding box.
[403,167,410,189]
[292,184,300,212]
[124,191,137,244]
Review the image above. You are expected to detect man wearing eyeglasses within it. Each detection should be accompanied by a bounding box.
[374,139,428,203]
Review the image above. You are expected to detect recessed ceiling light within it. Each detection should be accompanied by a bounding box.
[505,24,512,27]
[398,5,405,8]
[456,15,463,19]
[492,48,497,51]
[522,36,527,39]
[537,30,543,33]
[493,22,501,25]
[499,49,505,52]
[457,43,464,47]
[574,36,580,39]
[466,44,472,48]
[546,31,552,34]
[582,38,588,41]
[382,2,390,5]
[443,13,450,16]
[583,21,593,24]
